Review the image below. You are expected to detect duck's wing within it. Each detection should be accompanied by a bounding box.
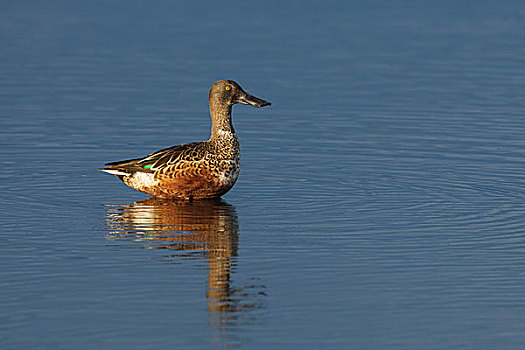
[100,142,206,176]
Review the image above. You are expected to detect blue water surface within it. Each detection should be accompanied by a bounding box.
[1,1,525,349]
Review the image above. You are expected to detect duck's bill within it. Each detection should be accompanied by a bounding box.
[237,93,271,107]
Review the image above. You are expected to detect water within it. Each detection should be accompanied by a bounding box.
[1,1,525,349]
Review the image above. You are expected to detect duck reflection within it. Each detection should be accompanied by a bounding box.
[104,197,266,339]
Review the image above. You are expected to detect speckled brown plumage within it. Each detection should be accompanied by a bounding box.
[99,80,271,200]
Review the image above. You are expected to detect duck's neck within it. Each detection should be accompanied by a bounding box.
[209,102,235,141]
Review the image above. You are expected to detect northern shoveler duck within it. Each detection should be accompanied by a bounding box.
[99,80,271,200]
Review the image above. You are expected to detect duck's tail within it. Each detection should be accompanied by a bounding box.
[99,158,151,178]
[98,168,130,176]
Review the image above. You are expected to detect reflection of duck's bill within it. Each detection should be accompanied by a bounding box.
[236,92,271,108]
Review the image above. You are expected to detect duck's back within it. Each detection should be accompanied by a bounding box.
[102,137,240,200]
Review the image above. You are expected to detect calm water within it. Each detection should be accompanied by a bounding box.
[1,1,525,349]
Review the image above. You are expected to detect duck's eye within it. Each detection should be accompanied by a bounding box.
[225,86,231,91]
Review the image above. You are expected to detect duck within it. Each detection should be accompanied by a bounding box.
[99,80,271,200]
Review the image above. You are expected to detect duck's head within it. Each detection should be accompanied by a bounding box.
[209,80,271,108]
